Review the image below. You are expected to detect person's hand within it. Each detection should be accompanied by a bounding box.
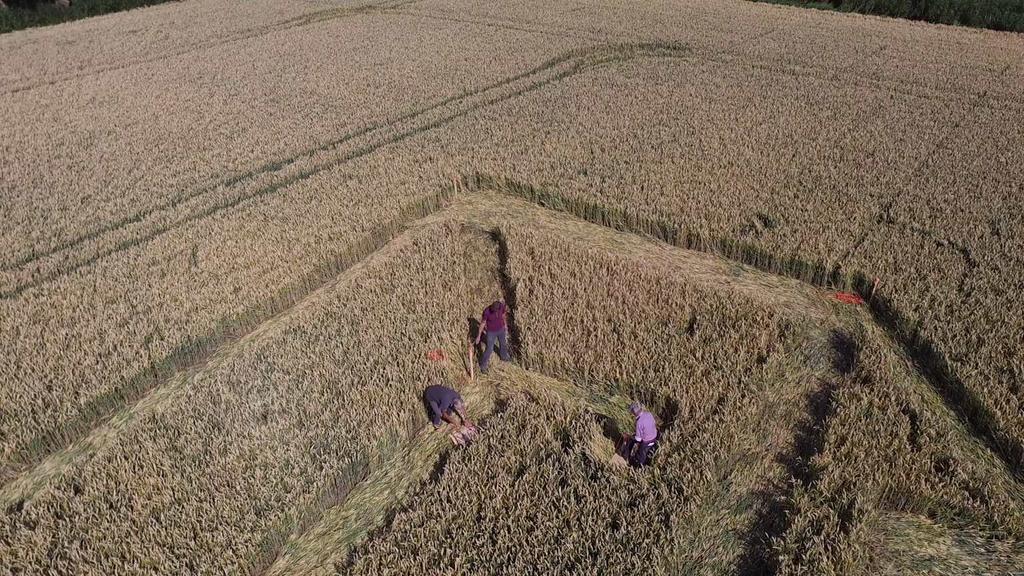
[474,336,481,346]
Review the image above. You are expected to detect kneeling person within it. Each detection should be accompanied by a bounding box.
[619,402,657,467]
[423,384,471,429]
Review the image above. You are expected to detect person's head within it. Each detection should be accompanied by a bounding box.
[491,300,504,311]
[629,402,642,416]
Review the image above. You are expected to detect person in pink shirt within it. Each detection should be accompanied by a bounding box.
[619,402,658,467]
[474,300,511,373]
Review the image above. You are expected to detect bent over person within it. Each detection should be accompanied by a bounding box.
[475,300,511,373]
[619,402,657,467]
[423,384,471,429]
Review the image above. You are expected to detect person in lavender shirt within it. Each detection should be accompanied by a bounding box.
[474,300,512,374]
[619,402,658,467]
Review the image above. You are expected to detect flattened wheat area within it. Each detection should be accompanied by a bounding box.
[1,1,1022,575]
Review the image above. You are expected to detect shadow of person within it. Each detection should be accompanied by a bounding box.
[467,316,482,354]
[595,414,623,450]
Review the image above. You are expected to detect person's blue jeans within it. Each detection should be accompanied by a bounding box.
[480,328,511,371]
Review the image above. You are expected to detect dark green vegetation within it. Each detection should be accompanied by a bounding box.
[753,0,1024,32]
[0,0,176,34]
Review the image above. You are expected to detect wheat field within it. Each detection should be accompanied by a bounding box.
[1,0,1022,574]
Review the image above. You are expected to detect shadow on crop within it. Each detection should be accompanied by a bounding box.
[737,375,843,576]
[658,398,679,434]
[489,229,523,359]
[736,332,854,575]
[829,330,859,376]
[861,289,1023,479]
[595,414,623,454]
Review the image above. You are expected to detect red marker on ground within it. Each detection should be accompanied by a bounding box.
[832,291,865,305]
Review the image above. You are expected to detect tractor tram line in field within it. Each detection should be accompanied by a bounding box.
[5,14,1004,300]
[0,34,616,277]
[0,0,424,97]
[0,43,689,302]
[390,8,617,43]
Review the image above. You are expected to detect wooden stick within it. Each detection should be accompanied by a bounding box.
[467,339,474,380]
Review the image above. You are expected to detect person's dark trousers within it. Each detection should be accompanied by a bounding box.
[422,394,441,427]
[619,438,655,467]
[618,438,634,459]
[631,440,655,467]
[480,328,511,372]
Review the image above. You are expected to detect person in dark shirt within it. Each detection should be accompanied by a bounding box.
[475,300,511,374]
[423,384,471,429]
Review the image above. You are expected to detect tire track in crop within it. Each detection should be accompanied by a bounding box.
[0,43,688,301]
[0,0,420,96]
[0,188,453,504]
[400,7,1015,109]
[388,8,613,42]
[0,41,596,277]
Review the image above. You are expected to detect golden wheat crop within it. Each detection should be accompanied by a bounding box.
[0,0,321,91]
[0,5,587,483]
[0,9,582,267]
[2,0,1022,573]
